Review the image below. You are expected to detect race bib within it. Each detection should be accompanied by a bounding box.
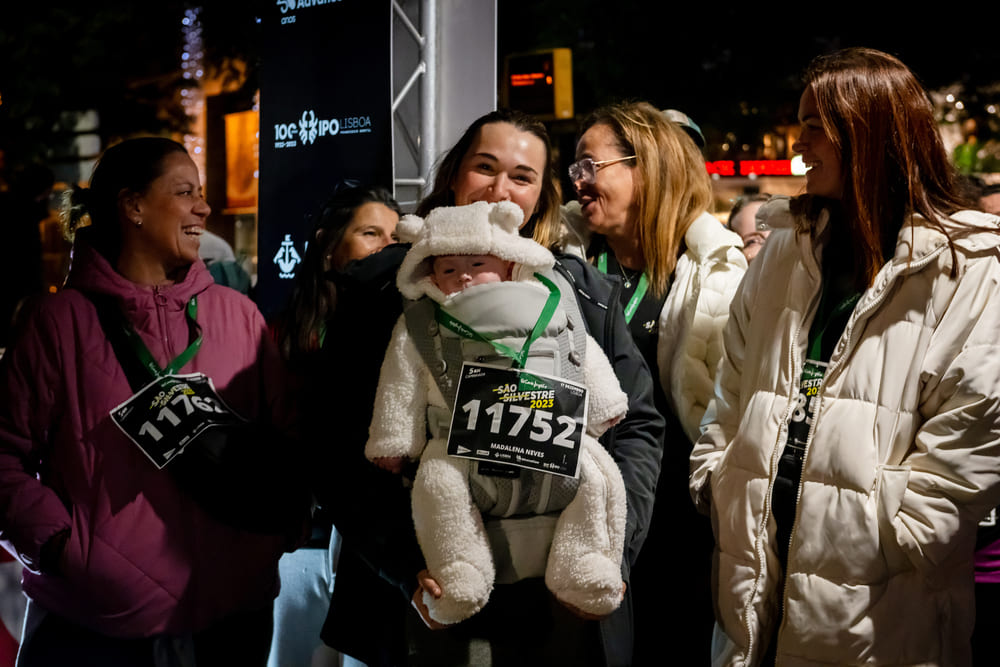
[784,359,827,462]
[110,373,244,469]
[447,363,588,478]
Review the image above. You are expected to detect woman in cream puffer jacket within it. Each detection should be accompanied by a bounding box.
[691,47,1000,667]
[691,195,1000,665]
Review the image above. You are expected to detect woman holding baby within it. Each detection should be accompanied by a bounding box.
[321,109,663,666]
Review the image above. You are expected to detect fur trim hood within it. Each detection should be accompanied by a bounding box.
[396,201,555,301]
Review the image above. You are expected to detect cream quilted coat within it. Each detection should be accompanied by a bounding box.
[560,204,747,439]
[691,197,1000,666]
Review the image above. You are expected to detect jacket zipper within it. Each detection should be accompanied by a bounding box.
[742,232,824,665]
[152,286,174,366]
[767,240,948,662]
[742,313,809,666]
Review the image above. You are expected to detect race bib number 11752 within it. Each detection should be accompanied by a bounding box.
[447,363,588,478]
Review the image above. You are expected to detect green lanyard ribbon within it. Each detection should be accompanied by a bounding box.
[806,291,860,361]
[121,296,203,377]
[597,251,648,324]
[433,273,561,369]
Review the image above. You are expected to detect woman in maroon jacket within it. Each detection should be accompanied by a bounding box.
[0,137,293,666]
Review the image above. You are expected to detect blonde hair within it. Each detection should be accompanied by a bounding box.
[580,101,712,296]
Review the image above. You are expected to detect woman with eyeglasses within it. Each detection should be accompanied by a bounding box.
[318,109,663,667]
[691,48,1000,665]
[563,101,748,665]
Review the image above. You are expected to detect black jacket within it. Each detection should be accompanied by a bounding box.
[319,248,664,667]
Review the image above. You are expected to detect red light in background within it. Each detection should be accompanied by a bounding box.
[706,161,736,176]
[739,160,792,176]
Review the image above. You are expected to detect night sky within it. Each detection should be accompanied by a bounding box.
[498,5,1000,155]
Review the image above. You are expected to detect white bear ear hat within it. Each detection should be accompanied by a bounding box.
[396,200,555,301]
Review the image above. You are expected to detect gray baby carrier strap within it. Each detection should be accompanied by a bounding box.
[403,270,588,518]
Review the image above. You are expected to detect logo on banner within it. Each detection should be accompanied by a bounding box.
[273,234,302,278]
[273,110,372,149]
[276,0,341,24]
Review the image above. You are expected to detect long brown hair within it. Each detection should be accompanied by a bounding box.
[416,109,563,248]
[580,101,712,297]
[276,184,400,364]
[801,47,970,287]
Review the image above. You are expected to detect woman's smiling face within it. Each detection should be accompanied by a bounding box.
[793,87,844,199]
[573,122,639,239]
[450,121,547,227]
[129,151,211,278]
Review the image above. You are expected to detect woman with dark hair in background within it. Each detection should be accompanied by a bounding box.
[270,184,400,667]
[691,48,1000,665]
[0,137,292,666]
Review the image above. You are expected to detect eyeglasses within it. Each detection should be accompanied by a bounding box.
[568,155,637,185]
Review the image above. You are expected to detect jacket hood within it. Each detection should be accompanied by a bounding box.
[685,211,746,264]
[66,230,216,311]
[396,201,555,301]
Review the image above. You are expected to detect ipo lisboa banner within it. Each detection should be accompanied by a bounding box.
[258,0,393,318]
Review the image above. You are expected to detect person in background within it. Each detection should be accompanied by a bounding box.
[663,108,707,150]
[977,182,1000,216]
[727,192,772,263]
[271,183,401,667]
[691,47,1000,665]
[561,101,747,665]
[198,228,251,294]
[0,137,292,666]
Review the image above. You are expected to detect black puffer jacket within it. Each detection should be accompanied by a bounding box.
[319,247,664,667]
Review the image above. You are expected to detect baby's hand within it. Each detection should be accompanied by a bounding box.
[602,415,623,430]
[588,415,623,438]
[373,456,406,474]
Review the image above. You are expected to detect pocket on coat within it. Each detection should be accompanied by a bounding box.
[874,464,911,575]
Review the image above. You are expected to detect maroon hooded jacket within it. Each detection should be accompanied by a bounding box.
[0,240,289,637]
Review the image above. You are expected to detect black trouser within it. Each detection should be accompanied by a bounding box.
[16,600,273,667]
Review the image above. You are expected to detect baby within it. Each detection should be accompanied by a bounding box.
[373,253,513,474]
[366,200,628,625]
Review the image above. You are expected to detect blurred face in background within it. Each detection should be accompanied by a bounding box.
[729,201,770,262]
[327,202,399,272]
[979,192,1000,216]
[451,122,547,227]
